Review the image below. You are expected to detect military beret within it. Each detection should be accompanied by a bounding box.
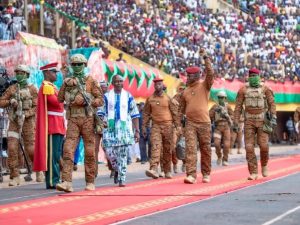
[40,62,59,72]
[186,66,201,74]
[153,77,163,82]
[249,68,260,75]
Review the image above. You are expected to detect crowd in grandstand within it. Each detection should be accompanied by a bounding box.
[45,0,300,83]
[0,1,299,83]
[0,1,26,40]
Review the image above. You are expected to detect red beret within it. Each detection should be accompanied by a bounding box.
[40,62,59,71]
[249,68,260,75]
[186,66,201,74]
[153,77,163,82]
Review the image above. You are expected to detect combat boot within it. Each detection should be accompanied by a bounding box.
[247,173,258,180]
[184,175,196,184]
[36,172,44,182]
[145,169,159,179]
[165,172,172,179]
[8,176,21,187]
[85,183,95,191]
[222,161,229,166]
[262,166,268,177]
[202,175,211,183]
[217,158,222,166]
[159,171,164,177]
[56,181,74,192]
[173,164,178,173]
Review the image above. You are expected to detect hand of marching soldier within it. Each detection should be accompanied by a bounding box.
[232,123,239,133]
[72,94,85,106]
[176,126,183,136]
[10,98,18,108]
[142,127,147,139]
[134,130,140,143]
[199,48,207,59]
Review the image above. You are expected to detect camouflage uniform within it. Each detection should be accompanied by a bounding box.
[178,56,214,184]
[234,69,276,180]
[143,91,177,179]
[56,54,103,192]
[209,99,233,166]
[0,65,38,186]
[171,84,186,172]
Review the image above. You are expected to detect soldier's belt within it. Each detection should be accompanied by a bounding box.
[245,112,264,120]
[69,107,86,117]
[48,111,64,117]
[216,121,228,126]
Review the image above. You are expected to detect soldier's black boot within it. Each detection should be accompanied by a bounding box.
[114,171,118,184]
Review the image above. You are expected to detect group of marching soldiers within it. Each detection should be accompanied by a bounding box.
[1,48,293,191]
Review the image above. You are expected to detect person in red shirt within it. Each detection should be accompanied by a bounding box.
[33,63,66,189]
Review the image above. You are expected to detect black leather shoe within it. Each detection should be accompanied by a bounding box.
[119,181,126,187]
[114,171,118,184]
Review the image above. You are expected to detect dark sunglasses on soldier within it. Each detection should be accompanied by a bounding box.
[71,63,84,66]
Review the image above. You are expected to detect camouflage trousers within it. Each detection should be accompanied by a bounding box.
[159,130,179,170]
[62,117,95,183]
[244,120,269,174]
[214,123,231,162]
[231,122,244,150]
[106,145,129,182]
[149,123,173,173]
[7,116,35,178]
[185,121,211,178]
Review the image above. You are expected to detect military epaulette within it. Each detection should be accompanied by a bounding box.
[43,82,55,95]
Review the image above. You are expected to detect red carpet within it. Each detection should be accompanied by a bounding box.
[1,155,300,225]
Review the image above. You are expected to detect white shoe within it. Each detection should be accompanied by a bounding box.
[56,181,74,192]
[202,175,210,183]
[85,183,95,191]
[262,166,268,177]
[9,176,21,186]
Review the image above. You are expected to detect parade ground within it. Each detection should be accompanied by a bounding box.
[0,145,299,225]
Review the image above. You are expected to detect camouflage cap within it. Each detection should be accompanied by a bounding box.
[14,64,30,74]
[217,90,227,98]
[70,54,88,64]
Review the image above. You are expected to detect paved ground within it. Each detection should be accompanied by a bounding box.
[0,144,300,225]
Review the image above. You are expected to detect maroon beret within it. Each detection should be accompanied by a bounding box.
[40,62,59,71]
[186,66,201,74]
[249,68,260,75]
[153,77,163,82]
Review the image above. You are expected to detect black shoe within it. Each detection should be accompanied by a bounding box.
[114,171,118,184]
[110,170,115,179]
[119,181,126,187]
[46,186,56,189]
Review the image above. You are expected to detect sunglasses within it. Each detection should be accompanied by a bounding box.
[71,63,84,66]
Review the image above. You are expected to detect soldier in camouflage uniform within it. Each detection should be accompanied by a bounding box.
[143,78,177,179]
[209,91,233,166]
[172,82,186,172]
[56,54,103,192]
[234,68,276,180]
[177,49,214,184]
[0,65,42,186]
